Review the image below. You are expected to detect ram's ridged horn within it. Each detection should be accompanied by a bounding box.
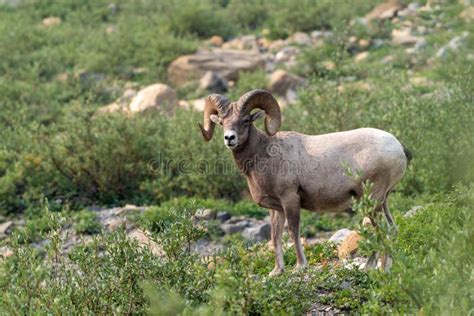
[198,94,231,141]
[237,89,281,136]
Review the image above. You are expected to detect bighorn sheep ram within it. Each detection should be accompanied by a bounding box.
[199,89,411,276]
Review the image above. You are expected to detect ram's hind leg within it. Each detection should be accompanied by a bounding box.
[380,196,397,271]
[269,209,286,276]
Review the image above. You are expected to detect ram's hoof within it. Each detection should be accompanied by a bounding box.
[292,263,308,273]
[269,267,284,277]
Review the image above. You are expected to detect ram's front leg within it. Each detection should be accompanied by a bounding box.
[269,209,286,276]
[283,195,307,271]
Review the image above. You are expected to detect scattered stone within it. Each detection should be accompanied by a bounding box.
[310,30,333,41]
[209,35,224,47]
[392,28,423,45]
[194,208,217,221]
[168,49,265,85]
[398,2,421,17]
[191,238,224,256]
[328,228,353,244]
[0,246,13,259]
[222,35,258,51]
[354,51,369,63]
[106,25,117,34]
[127,228,163,256]
[199,71,228,93]
[381,54,396,64]
[42,16,62,27]
[406,38,427,54]
[0,221,13,239]
[268,69,305,96]
[306,302,341,316]
[242,221,271,242]
[435,32,469,59]
[179,98,206,112]
[322,60,336,70]
[268,39,287,52]
[288,32,312,46]
[220,219,251,234]
[365,0,404,21]
[129,83,178,114]
[338,230,362,259]
[404,205,424,218]
[459,6,474,22]
[217,212,232,223]
[274,46,300,63]
[55,72,69,82]
[359,39,371,48]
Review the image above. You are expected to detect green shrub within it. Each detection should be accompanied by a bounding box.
[73,210,101,235]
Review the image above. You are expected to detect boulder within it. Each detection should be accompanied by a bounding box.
[354,51,369,63]
[222,35,259,51]
[129,83,178,113]
[42,16,62,27]
[199,71,228,93]
[209,35,224,47]
[242,221,271,243]
[288,32,312,46]
[404,205,424,218]
[460,6,474,22]
[179,98,206,112]
[392,28,423,45]
[168,49,265,85]
[127,228,163,256]
[365,0,404,21]
[220,219,251,234]
[268,69,305,96]
[194,208,217,221]
[217,212,232,223]
[0,221,13,239]
[338,230,362,259]
[274,46,300,63]
[328,228,353,244]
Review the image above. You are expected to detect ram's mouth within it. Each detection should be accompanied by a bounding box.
[226,143,238,150]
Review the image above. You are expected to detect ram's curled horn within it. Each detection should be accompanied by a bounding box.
[237,89,281,136]
[198,94,231,141]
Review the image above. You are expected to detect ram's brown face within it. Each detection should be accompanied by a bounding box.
[210,106,264,150]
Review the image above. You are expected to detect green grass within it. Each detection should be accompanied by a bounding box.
[1,0,473,314]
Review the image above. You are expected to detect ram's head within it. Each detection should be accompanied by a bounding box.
[198,89,281,150]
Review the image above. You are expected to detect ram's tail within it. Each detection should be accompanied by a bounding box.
[402,143,413,163]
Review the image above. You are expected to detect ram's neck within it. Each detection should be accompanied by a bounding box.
[232,125,270,175]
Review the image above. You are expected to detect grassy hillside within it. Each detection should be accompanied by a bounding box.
[1,0,473,314]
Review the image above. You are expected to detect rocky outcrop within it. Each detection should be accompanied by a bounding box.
[268,69,305,96]
[167,49,265,85]
[129,83,178,114]
[365,0,403,21]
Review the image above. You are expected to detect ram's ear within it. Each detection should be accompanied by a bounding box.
[250,110,265,122]
[210,114,220,124]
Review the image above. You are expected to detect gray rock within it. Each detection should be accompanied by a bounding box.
[129,83,178,114]
[168,49,265,85]
[328,228,353,244]
[0,221,13,239]
[404,205,424,218]
[199,71,228,93]
[267,69,305,96]
[274,47,300,63]
[242,221,271,242]
[194,208,217,221]
[191,238,224,256]
[220,220,251,234]
[217,212,231,223]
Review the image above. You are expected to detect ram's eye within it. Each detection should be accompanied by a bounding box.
[243,120,250,125]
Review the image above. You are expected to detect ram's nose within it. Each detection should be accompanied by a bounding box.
[224,131,238,148]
